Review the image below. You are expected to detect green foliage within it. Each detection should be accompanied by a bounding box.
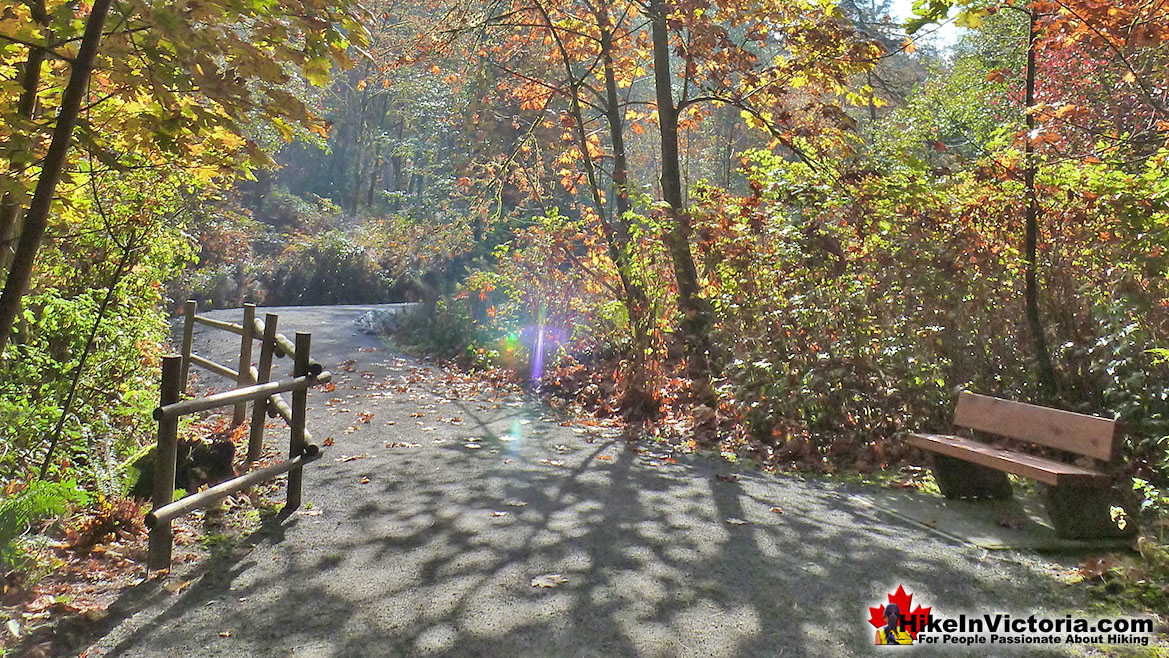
[0,168,196,489]
[393,300,494,368]
[264,230,394,306]
[179,187,474,308]
[0,480,90,568]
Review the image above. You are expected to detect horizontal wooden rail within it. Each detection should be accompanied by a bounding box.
[185,311,322,376]
[192,315,245,335]
[152,316,327,570]
[154,372,331,421]
[258,318,324,376]
[145,452,319,528]
[181,355,319,450]
[189,353,237,380]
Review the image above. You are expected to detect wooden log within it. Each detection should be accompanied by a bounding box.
[248,314,278,464]
[147,356,183,570]
[179,300,196,391]
[189,353,237,380]
[233,304,256,426]
[145,453,319,528]
[249,365,317,453]
[171,355,320,455]
[250,317,323,376]
[930,453,1013,500]
[1045,484,1136,539]
[152,371,331,421]
[275,331,323,376]
[191,315,245,336]
[284,332,310,513]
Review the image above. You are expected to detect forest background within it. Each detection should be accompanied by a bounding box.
[2,0,1169,617]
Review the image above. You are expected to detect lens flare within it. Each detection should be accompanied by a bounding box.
[530,302,547,388]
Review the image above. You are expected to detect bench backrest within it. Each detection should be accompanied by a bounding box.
[953,392,1116,461]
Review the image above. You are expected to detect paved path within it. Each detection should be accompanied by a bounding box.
[88,305,1088,657]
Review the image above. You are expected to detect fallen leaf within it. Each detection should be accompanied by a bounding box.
[358,411,374,423]
[531,573,568,588]
[492,511,509,518]
[539,459,565,467]
[769,506,785,514]
[359,477,371,484]
[597,455,613,461]
[726,517,747,525]
[164,580,192,594]
[1080,557,1115,579]
[465,443,482,450]
[386,441,420,448]
[296,509,322,516]
[219,629,233,638]
[335,454,369,462]
[322,437,335,447]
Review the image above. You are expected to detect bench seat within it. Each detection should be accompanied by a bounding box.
[907,433,1111,489]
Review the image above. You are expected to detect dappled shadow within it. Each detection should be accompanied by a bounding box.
[87,306,1085,657]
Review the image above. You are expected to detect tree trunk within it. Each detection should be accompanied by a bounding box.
[649,0,716,410]
[534,0,655,411]
[390,120,405,212]
[0,0,50,277]
[366,142,382,208]
[1024,7,1057,396]
[599,14,654,412]
[0,0,113,356]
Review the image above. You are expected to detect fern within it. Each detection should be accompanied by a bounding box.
[0,479,90,567]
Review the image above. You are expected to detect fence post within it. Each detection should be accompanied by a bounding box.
[284,332,310,514]
[233,303,256,426]
[179,300,196,392]
[247,313,278,464]
[148,355,183,570]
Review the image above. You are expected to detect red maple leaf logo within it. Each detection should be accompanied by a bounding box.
[868,585,932,640]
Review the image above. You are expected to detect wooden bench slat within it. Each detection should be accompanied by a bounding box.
[907,433,1112,489]
[953,392,1116,461]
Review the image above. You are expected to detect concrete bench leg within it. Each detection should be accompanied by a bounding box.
[1044,485,1135,539]
[931,454,1013,500]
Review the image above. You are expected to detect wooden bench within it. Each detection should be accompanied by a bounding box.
[908,392,1131,539]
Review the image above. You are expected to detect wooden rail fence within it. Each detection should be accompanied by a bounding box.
[146,301,331,569]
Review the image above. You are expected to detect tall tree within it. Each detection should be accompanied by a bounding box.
[648,0,716,407]
[0,0,368,355]
[0,0,113,355]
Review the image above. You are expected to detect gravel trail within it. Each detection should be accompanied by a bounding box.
[86,305,1087,657]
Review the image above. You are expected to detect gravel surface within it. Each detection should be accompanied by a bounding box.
[85,305,1091,657]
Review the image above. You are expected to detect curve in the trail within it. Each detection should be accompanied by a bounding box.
[87,304,1084,658]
